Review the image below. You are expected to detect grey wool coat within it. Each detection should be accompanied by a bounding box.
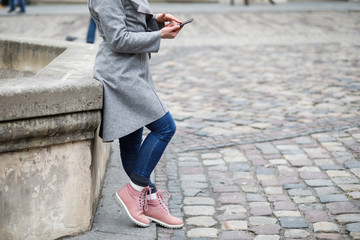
[88,0,169,142]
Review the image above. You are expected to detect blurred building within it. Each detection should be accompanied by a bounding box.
[26,0,350,5]
[29,0,218,4]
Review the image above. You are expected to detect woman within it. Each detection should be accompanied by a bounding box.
[88,0,183,229]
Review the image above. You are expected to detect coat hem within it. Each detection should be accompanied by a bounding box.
[99,110,169,143]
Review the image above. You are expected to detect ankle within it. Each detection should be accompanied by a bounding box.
[130,181,145,192]
[129,172,150,190]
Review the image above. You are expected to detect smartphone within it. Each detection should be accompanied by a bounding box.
[179,18,193,27]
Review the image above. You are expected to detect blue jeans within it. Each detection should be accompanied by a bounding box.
[10,0,25,12]
[86,17,96,44]
[119,112,176,190]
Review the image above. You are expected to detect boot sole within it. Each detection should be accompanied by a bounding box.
[147,216,184,229]
[112,192,150,228]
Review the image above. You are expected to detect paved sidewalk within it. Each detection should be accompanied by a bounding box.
[1,2,359,239]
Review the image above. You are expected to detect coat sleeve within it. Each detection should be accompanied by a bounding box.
[94,0,161,54]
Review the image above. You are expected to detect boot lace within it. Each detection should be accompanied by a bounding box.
[127,185,151,210]
[140,186,151,211]
[157,190,171,211]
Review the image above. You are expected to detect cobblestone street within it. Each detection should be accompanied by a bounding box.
[1,2,359,239]
[153,7,360,240]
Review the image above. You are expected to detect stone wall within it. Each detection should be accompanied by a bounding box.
[0,39,64,79]
[0,36,110,240]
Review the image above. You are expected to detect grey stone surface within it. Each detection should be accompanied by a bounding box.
[186,216,217,227]
[318,194,349,203]
[279,217,309,229]
[314,187,342,195]
[187,228,218,238]
[284,229,310,238]
[304,180,334,187]
[3,2,359,240]
[0,39,102,122]
[0,28,109,240]
[1,140,109,240]
[0,38,103,153]
[229,162,251,172]
[0,111,100,153]
[219,231,252,240]
[288,189,313,196]
[331,177,359,185]
[346,223,360,232]
[344,160,360,169]
[313,222,340,233]
[246,194,267,202]
[249,216,277,226]
[66,141,156,239]
[320,165,343,171]
[335,214,360,225]
[0,40,64,78]
[72,231,156,240]
[256,166,276,175]
[283,183,307,190]
[183,197,215,205]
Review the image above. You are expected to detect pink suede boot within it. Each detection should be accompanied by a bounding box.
[144,190,183,229]
[113,184,151,227]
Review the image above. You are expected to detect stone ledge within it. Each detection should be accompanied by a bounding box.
[0,111,101,153]
[0,36,103,123]
[0,36,110,240]
[0,38,65,75]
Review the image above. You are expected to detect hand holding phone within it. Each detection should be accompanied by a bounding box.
[179,18,194,27]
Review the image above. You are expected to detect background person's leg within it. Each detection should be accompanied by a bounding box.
[18,0,24,13]
[8,0,15,12]
[86,17,96,43]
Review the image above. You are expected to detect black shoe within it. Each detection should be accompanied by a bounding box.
[16,10,25,14]
[8,8,15,13]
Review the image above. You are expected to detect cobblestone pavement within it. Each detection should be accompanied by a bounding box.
[151,8,360,240]
[1,3,360,239]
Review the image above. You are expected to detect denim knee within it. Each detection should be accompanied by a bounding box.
[147,112,176,142]
[165,121,176,139]
[158,119,176,142]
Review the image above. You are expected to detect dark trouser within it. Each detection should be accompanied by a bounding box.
[119,112,176,193]
[10,0,25,12]
[86,17,96,44]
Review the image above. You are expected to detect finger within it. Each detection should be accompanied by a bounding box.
[170,25,180,31]
[156,12,165,22]
[166,14,182,24]
[158,12,165,22]
[173,28,181,34]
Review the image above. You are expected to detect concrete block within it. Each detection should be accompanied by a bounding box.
[0,140,109,240]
